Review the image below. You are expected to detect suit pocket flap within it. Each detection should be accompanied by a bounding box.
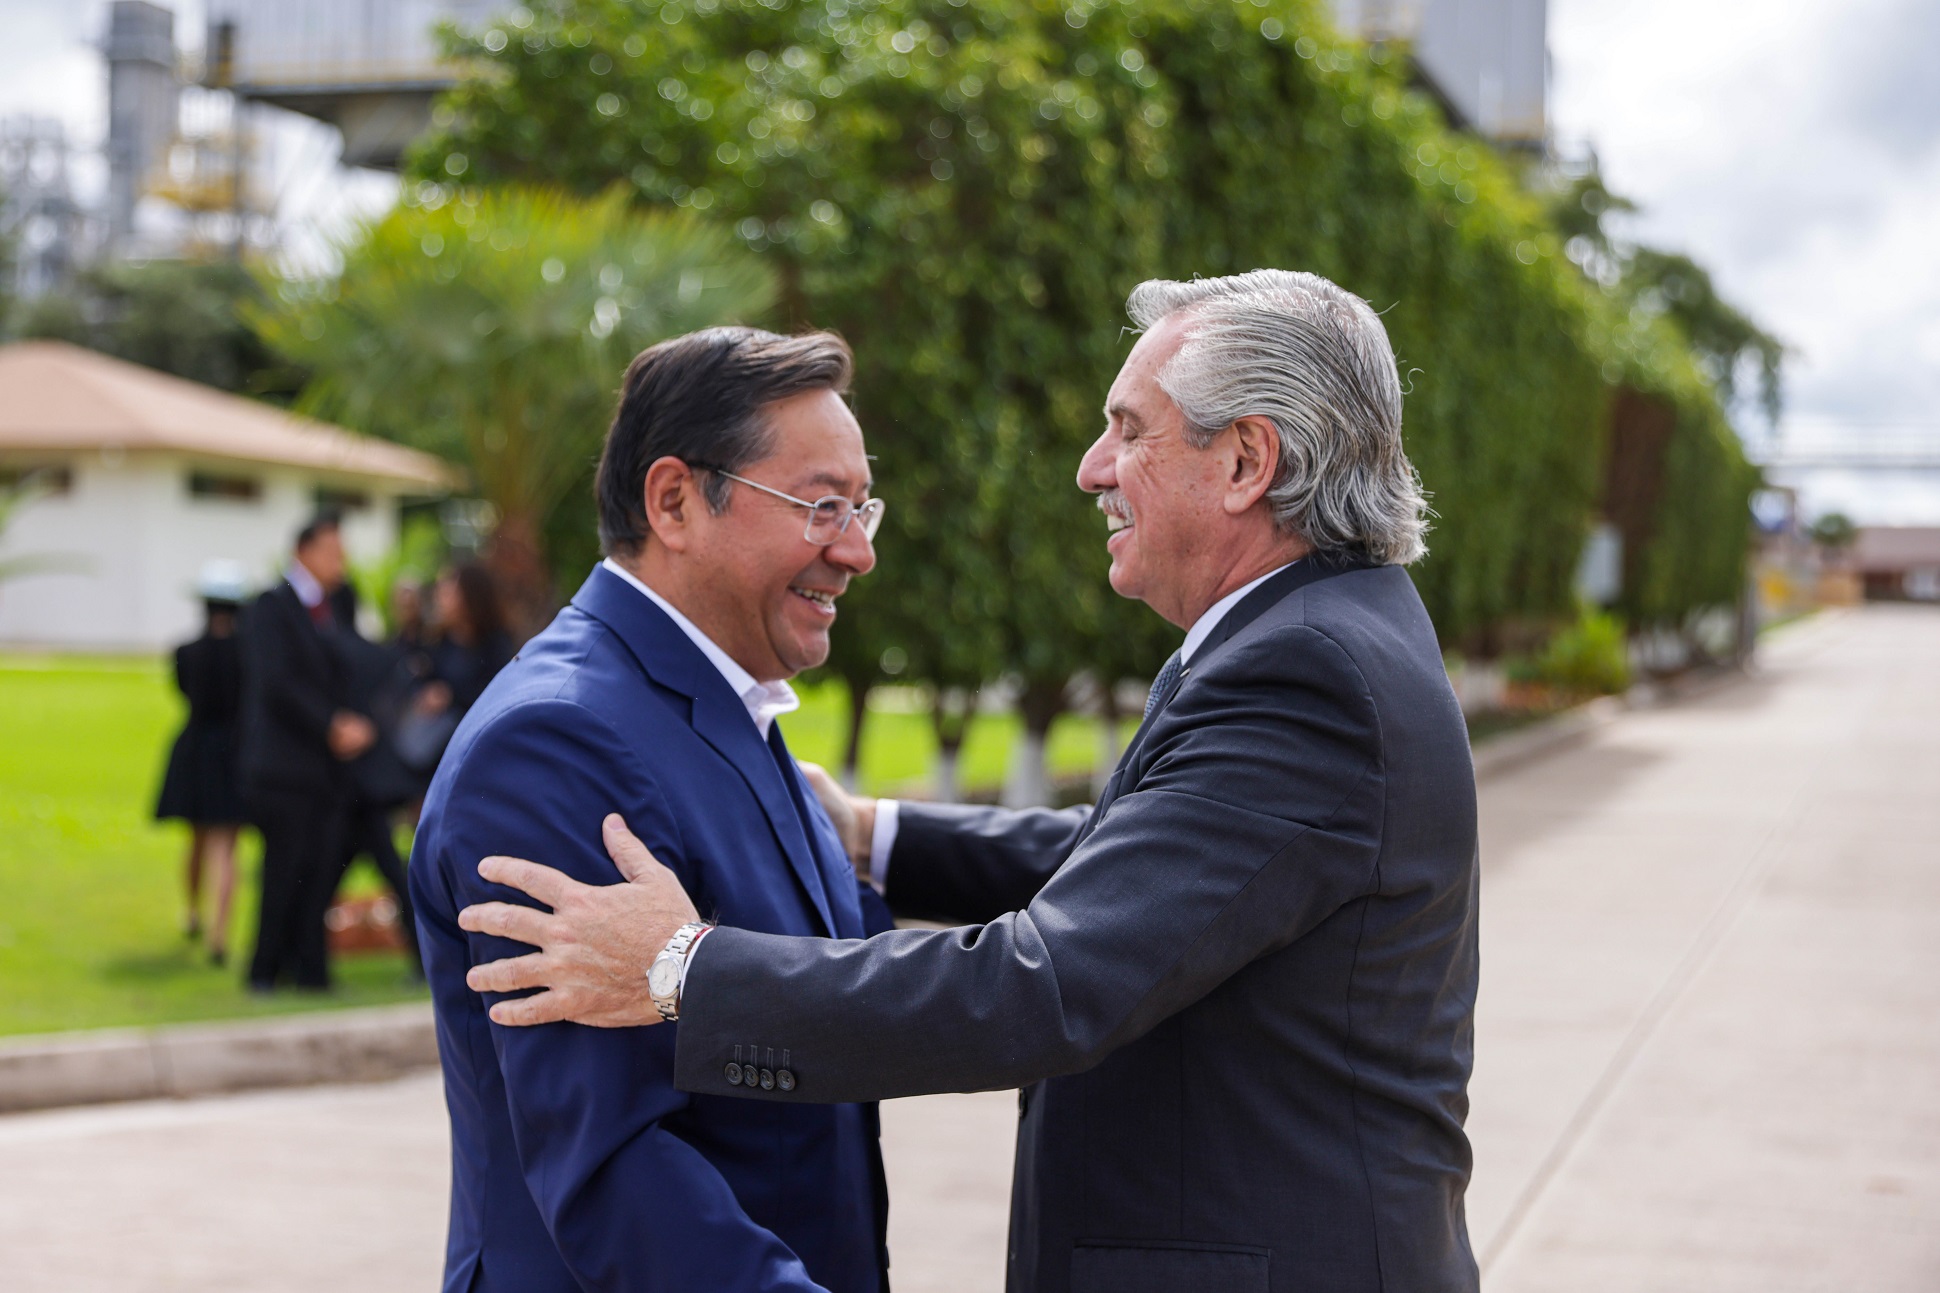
[1071,1242,1269,1293]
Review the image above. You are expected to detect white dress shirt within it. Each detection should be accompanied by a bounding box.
[600,558,800,738]
[285,559,325,609]
[866,561,1298,889]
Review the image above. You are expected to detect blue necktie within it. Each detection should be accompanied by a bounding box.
[1144,650,1184,721]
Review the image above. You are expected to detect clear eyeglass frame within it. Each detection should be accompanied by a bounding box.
[695,465,885,546]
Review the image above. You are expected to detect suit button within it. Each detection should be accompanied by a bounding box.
[724,1063,743,1086]
[759,1068,776,1090]
[776,1069,796,1092]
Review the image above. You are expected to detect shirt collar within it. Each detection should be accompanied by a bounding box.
[285,560,325,609]
[1181,561,1298,664]
[600,558,800,738]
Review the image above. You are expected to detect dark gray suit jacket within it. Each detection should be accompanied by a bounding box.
[675,558,1481,1293]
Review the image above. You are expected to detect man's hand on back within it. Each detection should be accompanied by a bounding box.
[797,761,877,878]
[460,814,699,1027]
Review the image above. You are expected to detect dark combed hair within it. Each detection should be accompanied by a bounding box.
[595,326,854,557]
[295,509,343,551]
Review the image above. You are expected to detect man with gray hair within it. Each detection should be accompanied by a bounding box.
[462,270,1480,1293]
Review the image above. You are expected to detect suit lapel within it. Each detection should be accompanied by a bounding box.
[569,566,838,937]
[771,724,865,939]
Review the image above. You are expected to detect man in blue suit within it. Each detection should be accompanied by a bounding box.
[409,327,890,1292]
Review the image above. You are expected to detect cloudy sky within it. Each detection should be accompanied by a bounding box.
[4,0,1935,519]
[1549,0,1940,521]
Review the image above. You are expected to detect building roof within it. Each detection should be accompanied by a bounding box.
[1853,526,1940,572]
[0,341,457,491]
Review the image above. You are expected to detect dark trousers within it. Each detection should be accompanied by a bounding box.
[247,788,348,989]
[335,800,421,973]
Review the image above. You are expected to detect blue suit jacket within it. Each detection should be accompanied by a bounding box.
[411,564,891,1293]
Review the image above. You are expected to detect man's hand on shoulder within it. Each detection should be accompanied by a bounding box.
[461,814,698,1028]
[798,761,876,879]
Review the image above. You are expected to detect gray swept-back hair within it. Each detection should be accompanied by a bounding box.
[1126,270,1428,565]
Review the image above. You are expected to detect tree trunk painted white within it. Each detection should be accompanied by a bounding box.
[933,746,962,804]
[1092,713,1120,800]
[1001,729,1051,808]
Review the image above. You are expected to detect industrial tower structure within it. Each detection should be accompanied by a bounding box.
[203,0,499,170]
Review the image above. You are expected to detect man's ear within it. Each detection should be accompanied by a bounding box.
[1222,415,1281,516]
[641,456,704,553]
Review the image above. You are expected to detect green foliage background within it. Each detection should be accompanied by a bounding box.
[252,187,776,619]
[407,0,1753,684]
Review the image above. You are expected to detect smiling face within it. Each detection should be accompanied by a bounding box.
[1077,317,1238,627]
[1077,313,1307,629]
[671,388,876,681]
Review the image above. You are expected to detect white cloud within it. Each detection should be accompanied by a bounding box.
[1551,0,1940,521]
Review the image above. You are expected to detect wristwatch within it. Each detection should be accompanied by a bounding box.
[648,922,712,1022]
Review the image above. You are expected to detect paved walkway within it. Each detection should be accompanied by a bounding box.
[1471,606,1940,1291]
[2,606,1934,1290]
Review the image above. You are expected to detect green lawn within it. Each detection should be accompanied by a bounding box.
[0,654,1118,1037]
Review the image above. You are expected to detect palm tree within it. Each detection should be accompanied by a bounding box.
[255,186,776,631]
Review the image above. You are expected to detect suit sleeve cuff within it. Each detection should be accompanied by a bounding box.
[867,799,900,894]
[675,925,713,998]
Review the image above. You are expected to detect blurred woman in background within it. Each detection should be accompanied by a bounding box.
[155,561,251,966]
[427,562,514,720]
[392,562,515,780]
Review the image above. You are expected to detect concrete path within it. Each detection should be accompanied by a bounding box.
[1,606,1934,1290]
[1470,605,1940,1291]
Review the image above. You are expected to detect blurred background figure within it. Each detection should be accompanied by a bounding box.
[330,578,437,981]
[389,576,432,660]
[237,512,373,992]
[153,559,251,967]
[425,562,514,725]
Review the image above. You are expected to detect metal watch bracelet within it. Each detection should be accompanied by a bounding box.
[650,922,713,1022]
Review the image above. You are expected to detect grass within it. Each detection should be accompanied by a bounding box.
[0,654,1122,1037]
[0,655,424,1038]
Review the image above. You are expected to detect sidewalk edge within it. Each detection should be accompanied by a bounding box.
[1471,663,1751,781]
[0,1002,436,1114]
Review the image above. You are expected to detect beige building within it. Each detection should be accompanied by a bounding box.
[1854,527,1940,602]
[0,341,455,652]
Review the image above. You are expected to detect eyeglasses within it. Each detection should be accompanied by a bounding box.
[692,464,885,546]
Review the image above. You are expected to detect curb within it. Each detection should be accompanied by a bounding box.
[0,1002,436,1115]
[1471,696,1627,780]
[1470,663,1751,781]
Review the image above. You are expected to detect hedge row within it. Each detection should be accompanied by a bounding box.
[410,0,1753,687]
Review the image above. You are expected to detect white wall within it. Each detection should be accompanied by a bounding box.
[0,451,403,653]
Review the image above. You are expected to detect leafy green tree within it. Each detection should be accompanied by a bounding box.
[1546,159,1785,425]
[14,258,301,399]
[418,0,1758,795]
[1808,511,1857,553]
[1625,248,1785,426]
[253,185,775,630]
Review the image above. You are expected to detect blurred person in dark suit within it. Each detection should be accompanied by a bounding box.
[238,512,375,991]
[330,589,431,981]
[154,560,252,967]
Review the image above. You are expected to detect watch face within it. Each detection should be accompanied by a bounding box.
[648,957,680,999]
